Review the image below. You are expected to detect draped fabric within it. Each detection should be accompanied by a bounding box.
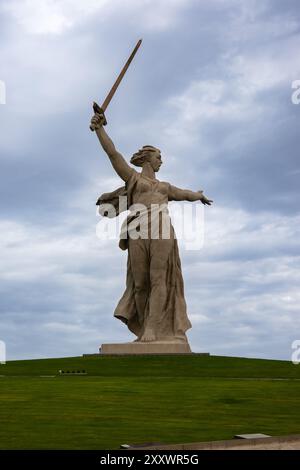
[96,170,192,340]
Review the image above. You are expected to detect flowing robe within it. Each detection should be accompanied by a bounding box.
[97,169,192,341]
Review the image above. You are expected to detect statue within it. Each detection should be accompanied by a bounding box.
[90,40,213,353]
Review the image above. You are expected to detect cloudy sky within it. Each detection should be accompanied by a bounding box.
[0,0,299,361]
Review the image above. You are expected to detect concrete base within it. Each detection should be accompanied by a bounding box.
[100,341,193,355]
[126,434,300,451]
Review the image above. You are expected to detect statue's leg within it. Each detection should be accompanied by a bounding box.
[140,237,173,342]
[128,238,150,330]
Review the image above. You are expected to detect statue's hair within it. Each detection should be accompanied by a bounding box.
[130,145,158,167]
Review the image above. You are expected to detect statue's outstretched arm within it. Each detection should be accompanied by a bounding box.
[91,112,133,182]
[168,184,213,205]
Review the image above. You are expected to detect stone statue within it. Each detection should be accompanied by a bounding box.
[91,112,213,352]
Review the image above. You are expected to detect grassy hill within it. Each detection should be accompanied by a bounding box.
[0,355,299,449]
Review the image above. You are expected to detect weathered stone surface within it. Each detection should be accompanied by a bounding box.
[91,109,213,346]
[100,341,194,355]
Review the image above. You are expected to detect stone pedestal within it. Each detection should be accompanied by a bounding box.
[100,341,193,355]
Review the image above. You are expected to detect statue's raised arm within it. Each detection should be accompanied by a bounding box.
[91,112,133,182]
[89,39,216,353]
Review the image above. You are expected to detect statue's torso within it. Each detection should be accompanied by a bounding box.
[131,173,169,207]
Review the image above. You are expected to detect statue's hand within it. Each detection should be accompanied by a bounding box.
[90,112,106,130]
[198,191,213,205]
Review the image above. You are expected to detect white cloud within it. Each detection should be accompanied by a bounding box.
[2,0,109,35]
[0,219,115,283]
[225,0,299,42]
[168,79,261,124]
[156,24,300,156]
[2,0,190,35]
[228,36,300,94]
[182,205,300,358]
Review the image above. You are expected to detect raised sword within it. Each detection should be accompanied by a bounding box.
[90,39,142,131]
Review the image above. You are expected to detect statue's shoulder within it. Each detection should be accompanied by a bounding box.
[128,167,140,177]
[126,168,140,194]
[158,180,170,188]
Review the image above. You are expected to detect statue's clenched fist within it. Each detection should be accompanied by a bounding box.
[90,112,106,130]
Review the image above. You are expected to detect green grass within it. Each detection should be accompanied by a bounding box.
[2,354,300,378]
[0,355,299,449]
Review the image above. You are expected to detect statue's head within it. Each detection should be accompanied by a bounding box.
[130,145,162,172]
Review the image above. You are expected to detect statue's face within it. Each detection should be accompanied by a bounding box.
[149,149,162,172]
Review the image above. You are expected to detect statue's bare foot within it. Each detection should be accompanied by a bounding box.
[140,327,156,342]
